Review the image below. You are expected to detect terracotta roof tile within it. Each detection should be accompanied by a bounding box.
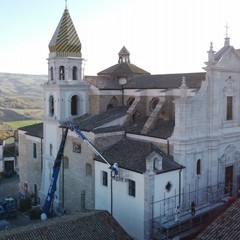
[0,211,132,240]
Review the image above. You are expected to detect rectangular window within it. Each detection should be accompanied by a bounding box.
[227,96,233,120]
[33,143,37,158]
[73,143,81,153]
[128,179,136,197]
[63,157,69,169]
[102,171,108,186]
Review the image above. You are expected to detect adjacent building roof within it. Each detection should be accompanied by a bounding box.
[97,63,150,77]
[0,211,132,240]
[18,123,43,138]
[97,46,150,77]
[86,72,205,90]
[196,198,240,239]
[67,106,129,132]
[125,72,205,89]
[125,118,175,139]
[49,9,81,56]
[95,138,181,173]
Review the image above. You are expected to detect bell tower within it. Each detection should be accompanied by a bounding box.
[40,6,90,206]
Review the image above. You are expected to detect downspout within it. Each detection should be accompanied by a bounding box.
[179,167,182,206]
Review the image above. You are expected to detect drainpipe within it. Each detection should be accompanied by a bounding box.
[179,167,183,206]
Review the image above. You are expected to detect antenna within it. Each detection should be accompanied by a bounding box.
[65,0,68,9]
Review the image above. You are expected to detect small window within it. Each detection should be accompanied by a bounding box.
[49,143,53,156]
[63,157,69,169]
[50,67,54,81]
[73,66,77,80]
[86,163,92,176]
[73,143,81,153]
[49,95,54,116]
[197,159,201,175]
[59,66,65,80]
[33,143,37,158]
[226,96,233,120]
[128,179,136,197]
[102,171,108,186]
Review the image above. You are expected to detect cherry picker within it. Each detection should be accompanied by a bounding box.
[41,124,118,220]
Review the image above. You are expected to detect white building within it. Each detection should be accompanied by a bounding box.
[18,6,240,240]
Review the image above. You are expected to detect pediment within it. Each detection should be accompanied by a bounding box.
[216,47,240,69]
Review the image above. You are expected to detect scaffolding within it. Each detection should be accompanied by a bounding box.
[150,183,237,239]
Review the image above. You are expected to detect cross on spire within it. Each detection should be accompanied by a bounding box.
[225,23,229,38]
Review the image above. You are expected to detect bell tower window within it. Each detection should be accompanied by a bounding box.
[59,66,65,80]
[73,66,77,80]
[49,95,54,116]
[50,67,54,81]
[226,96,233,120]
[71,95,78,115]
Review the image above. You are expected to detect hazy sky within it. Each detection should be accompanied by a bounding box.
[1,0,240,75]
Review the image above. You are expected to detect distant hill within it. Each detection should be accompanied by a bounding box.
[0,72,47,109]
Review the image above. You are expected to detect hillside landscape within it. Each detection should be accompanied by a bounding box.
[0,72,47,139]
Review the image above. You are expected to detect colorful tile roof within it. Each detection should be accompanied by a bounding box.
[49,9,81,57]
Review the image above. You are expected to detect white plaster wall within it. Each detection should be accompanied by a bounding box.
[153,170,180,219]
[95,162,145,240]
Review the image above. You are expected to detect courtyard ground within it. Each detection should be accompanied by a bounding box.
[0,174,34,230]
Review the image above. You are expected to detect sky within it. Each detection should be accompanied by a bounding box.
[1,0,240,76]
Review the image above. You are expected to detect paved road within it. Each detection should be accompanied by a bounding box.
[0,174,19,202]
[0,174,33,230]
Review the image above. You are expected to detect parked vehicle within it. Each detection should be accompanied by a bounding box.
[0,197,17,219]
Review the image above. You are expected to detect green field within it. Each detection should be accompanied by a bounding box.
[6,120,43,129]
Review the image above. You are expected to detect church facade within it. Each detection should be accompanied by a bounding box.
[17,6,240,240]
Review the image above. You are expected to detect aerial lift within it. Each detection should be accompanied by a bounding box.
[41,124,118,220]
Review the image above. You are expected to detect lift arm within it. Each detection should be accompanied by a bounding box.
[41,127,69,219]
[68,124,111,167]
[41,124,118,219]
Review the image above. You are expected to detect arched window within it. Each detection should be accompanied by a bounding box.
[149,98,159,111]
[107,97,118,110]
[71,95,78,115]
[50,67,54,81]
[59,66,65,80]
[73,66,77,80]
[196,159,201,175]
[49,95,54,116]
[86,163,92,176]
[127,97,135,106]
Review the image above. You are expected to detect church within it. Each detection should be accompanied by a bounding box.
[17,5,240,240]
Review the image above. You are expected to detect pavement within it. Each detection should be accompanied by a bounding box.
[0,173,34,231]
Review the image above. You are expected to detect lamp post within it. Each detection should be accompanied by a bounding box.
[118,77,127,106]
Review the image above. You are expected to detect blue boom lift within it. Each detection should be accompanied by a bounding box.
[41,124,118,220]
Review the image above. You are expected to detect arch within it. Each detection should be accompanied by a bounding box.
[50,67,54,81]
[59,66,65,80]
[49,95,54,116]
[149,97,159,111]
[107,96,118,110]
[196,159,201,175]
[71,95,79,115]
[72,66,77,80]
